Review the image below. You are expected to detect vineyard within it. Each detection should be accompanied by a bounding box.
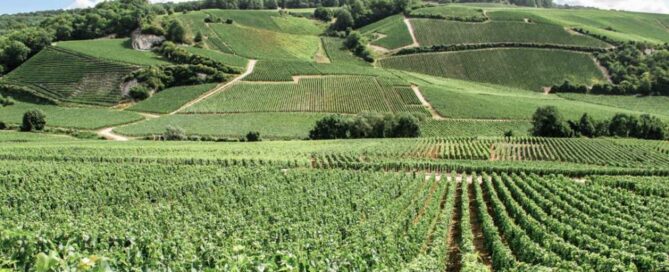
[56,39,172,66]
[184,76,429,115]
[0,149,667,270]
[128,84,217,114]
[1,47,137,106]
[410,19,610,48]
[0,101,144,129]
[380,48,607,91]
[359,15,414,49]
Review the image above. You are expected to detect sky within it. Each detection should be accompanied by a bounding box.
[0,0,668,15]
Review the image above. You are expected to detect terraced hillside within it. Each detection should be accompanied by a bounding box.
[56,39,172,66]
[1,47,137,106]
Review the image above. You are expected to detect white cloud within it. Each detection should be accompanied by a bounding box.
[554,0,669,14]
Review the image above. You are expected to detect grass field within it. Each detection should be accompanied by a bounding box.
[1,47,137,106]
[0,101,143,129]
[321,37,371,65]
[200,9,325,35]
[359,15,414,49]
[208,23,320,60]
[115,113,327,139]
[185,76,428,115]
[557,93,669,117]
[56,39,172,66]
[410,19,611,47]
[182,46,248,68]
[127,84,217,114]
[380,48,606,91]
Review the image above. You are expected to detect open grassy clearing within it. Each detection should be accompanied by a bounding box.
[380,48,606,91]
[184,76,427,115]
[1,47,137,106]
[408,5,487,20]
[115,113,326,139]
[0,131,80,142]
[359,15,414,49]
[0,101,143,129]
[557,93,669,117]
[485,7,669,43]
[322,37,371,65]
[127,84,217,114]
[56,39,172,66]
[181,46,248,68]
[410,19,610,47]
[208,23,320,60]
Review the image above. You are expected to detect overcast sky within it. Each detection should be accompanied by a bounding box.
[1,0,668,15]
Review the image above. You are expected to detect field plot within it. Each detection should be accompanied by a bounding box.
[360,15,414,49]
[410,19,610,48]
[128,84,217,114]
[408,5,487,20]
[321,37,371,65]
[1,154,667,270]
[208,23,320,60]
[486,7,669,43]
[245,60,388,81]
[380,48,606,91]
[0,101,143,129]
[557,93,669,117]
[422,119,532,137]
[201,9,325,35]
[115,113,326,139]
[56,39,172,66]
[182,46,248,69]
[1,47,137,106]
[185,76,428,114]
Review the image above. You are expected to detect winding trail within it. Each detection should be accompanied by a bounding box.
[411,84,445,120]
[170,59,257,114]
[97,127,129,141]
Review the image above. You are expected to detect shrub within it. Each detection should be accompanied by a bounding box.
[166,20,192,44]
[309,112,421,140]
[0,95,15,107]
[504,130,514,137]
[0,121,6,130]
[163,125,186,141]
[333,9,354,31]
[226,19,234,24]
[314,7,333,21]
[246,131,261,142]
[194,31,204,43]
[21,109,46,132]
[129,86,151,101]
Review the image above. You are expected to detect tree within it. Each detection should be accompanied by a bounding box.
[333,9,354,31]
[314,7,333,21]
[390,114,420,137]
[264,0,279,9]
[246,131,261,142]
[1,41,31,69]
[635,114,666,140]
[530,106,572,137]
[578,113,596,137]
[309,115,350,139]
[163,125,186,141]
[194,31,204,43]
[21,109,46,131]
[504,130,514,137]
[166,20,191,44]
[609,113,637,138]
[129,86,150,101]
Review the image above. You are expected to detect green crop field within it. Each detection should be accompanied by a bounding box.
[208,23,320,60]
[359,15,414,49]
[56,39,172,66]
[185,76,428,115]
[380,48,607,91]
[128,84,217,114]
[409,5,487,20]
[410,19,611,47]
[115,113,327,139]
[2,3,669,271]
[1,47,137,106]
[0,101,143,129]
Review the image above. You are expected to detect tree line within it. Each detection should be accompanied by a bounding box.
[309,112,421,140]
[396,42,608,56]
[531,106,667,140]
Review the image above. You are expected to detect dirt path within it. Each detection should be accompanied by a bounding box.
[97,127,129,141]
[411,85,445,120]
[468,182,493,268]
[446,181,463,272]
[591,56,613,84]
[315,38,332,64]
[170,59,257,114]
[403,17,420,48]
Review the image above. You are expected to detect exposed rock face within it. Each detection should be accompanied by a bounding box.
[131,29,165,50]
